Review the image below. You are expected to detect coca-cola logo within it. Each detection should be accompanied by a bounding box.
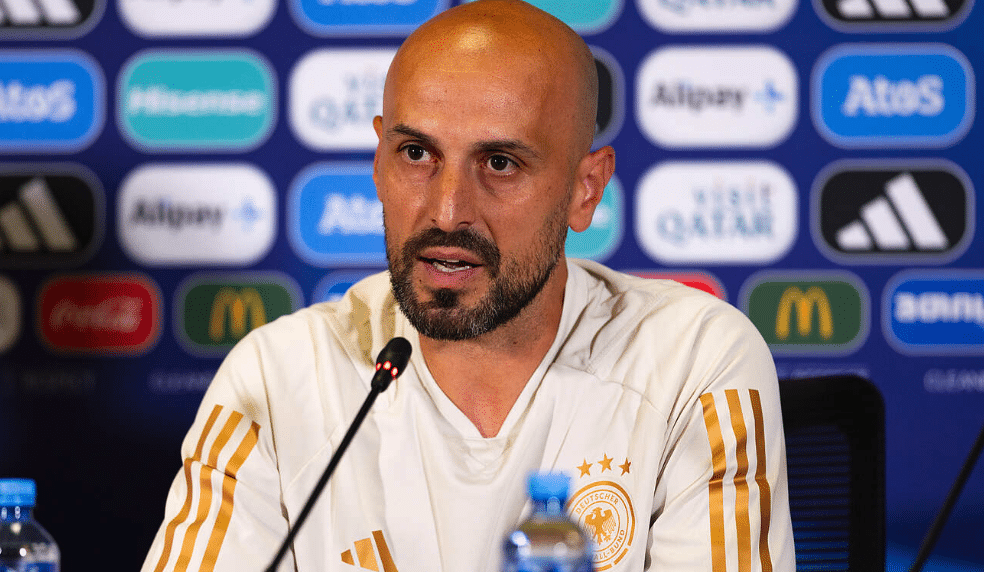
[38,273,161,354]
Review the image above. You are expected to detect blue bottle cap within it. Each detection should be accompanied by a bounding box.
[527,472,570,502]
[0,479,36,507]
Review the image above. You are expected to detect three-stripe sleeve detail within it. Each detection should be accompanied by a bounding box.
[700,390,774,572]
[152,405,261,572]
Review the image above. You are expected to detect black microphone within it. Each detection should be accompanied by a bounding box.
[265,337,412,572]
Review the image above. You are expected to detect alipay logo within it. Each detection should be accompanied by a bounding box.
[635,46,797,148]
[741,270,869,356]
[884,271,984,355]
[639,0,796,32]
[175,272,302,356]
[312,270,378,304]
[812,159,972,265]
[566,176,623,261]
[0,0,103,38]
[119,0,275,37]
[635,161,797,265]
[465,0,622,33]
[290,0,447,36]
[289,162,385,267]
[118,163,276,266]
[0,165,103,268]
[815,0,972,31]
[813,44,973,147]
[0,51,103,151]
[118,50,276,151]
[289,49,394,151]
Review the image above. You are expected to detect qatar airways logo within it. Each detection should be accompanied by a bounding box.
[38,273,161,354]
[638,0,797,32]
[635,161,797,264]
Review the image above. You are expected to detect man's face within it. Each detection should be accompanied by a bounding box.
[373,39,580,341]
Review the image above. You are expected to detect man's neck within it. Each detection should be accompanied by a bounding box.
[418,262,568,438]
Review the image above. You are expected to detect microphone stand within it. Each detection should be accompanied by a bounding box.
[264,337,411,572]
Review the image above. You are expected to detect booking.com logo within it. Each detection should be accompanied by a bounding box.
[291,0,448,36]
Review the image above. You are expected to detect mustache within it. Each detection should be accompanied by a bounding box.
[402,228,501,277]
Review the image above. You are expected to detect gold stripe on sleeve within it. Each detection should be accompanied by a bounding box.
[174,411,243,572]
[200,421,261,572]
[749,389,774,572]
[726,390,753,572]
[153,405,224,572]
[700,393,728,572]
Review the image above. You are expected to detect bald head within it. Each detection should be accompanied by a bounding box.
[383,0,599,156]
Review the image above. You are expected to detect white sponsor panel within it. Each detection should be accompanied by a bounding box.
[0,276,20,353]
[118,163,276,266]
[638,0,797,32]
[119,0,276,37]
[289,49,395,151]
[635,46,797,148]
[635,161,797,264]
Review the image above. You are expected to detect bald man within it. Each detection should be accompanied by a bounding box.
[142,2,794,571]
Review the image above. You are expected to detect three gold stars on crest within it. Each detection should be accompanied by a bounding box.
[577,454,631,477]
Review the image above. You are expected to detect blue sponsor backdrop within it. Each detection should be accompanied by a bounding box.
[0,0,981,570]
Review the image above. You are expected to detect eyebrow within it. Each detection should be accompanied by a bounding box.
[388,123,543,162]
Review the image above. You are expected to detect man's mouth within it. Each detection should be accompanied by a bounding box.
[421,257,480,273]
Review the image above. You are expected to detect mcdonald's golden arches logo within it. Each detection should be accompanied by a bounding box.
[176,272,302,356]
[740,270,869,355]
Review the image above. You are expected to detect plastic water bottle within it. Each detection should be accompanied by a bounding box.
[502,473,594,572]
[0,479,60,572]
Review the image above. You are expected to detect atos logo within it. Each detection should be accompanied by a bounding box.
[0,0,103,38]
[639,0,797,32]
[566,177,623,262]
[290,0,447,36]
[288,162,385,267]
[0,165,103,268]
[289,49,394,151]
[741,270,869,356]
[635,161,797,265]
[812,159,973,265]
[120,0,276,37]
[118,50,276,151]
[118,164,276,267]
[626,270,726,299]
[465,0,622,33]
[0,51,103,151]
[312,270,378,304]
[176,272,302,356]
[813,44,974,147]
[636,46,797,148]
[38,273,162,355]
[0,276,20,354]
[884,271,984,355]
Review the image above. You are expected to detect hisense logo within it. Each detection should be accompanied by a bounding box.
[126,85,267,117]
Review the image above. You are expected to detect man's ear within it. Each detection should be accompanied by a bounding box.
[568,145,616,233]
[372,115,384,197]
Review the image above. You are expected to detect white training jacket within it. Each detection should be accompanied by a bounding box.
[142,259,795,572]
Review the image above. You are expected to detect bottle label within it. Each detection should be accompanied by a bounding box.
[1,564,58,572]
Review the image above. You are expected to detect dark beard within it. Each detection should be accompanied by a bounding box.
[387,221,565,341]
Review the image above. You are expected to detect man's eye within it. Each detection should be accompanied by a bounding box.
[403,145,428,162]
[487,155,514,172]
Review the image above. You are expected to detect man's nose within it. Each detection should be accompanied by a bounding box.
[428,161,475,232]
